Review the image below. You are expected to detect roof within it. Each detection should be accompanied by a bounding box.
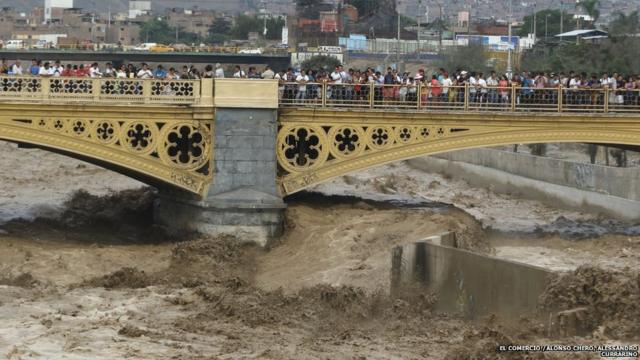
[556,29,608,37]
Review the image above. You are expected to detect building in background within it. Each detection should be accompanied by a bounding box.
[129,1,151,19]
[44,0,73,23]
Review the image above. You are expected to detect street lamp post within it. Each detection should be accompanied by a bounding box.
[506,0,513,79]
[545,14,550,42]
[396,0,401,67]
[417,0,421,61]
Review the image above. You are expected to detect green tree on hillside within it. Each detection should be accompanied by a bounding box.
[608,11,639,36]
[437,44,489,73]
[518,9,575,38]
[576,0,600,27]
[140,19,175,44]
[230,15,285,40]
[301,55,341,70]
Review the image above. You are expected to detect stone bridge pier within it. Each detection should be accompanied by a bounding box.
[155,80,284,246]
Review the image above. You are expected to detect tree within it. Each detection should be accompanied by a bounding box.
[437,44,489,74]
[209,18,231,36]
[140,19,175,44]
[518,9,575,38]
[576,0,600,26]
[608,11,639,36]
[230,15,285,40]
[345,0,380,17]
[301,55,341,71]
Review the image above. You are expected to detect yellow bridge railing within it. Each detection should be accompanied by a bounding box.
[0,76,212,105]
[278,82,640,113]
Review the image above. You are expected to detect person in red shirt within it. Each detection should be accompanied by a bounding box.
[61,64,73,77]
[76,64,87,77]
[430,75,442,102]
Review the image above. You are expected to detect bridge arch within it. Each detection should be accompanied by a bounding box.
[277,108,640,194]
[0,104,214,197]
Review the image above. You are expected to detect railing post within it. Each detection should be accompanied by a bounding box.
[322,83,327,108]
[510,84,517,111]
[199,78,213,106]
[92,78,101,101]
[603,86,609,113]
[558,86,563,113]
[417,83,422,110]
[369,83,374,109]
[463,83,469,111]
[41,77,50,101]
[143,79,152,104]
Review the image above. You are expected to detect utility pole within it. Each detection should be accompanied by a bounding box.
[533,3,537,42]
[396,0,401,68]
[560,0,564,37]
[438,2,443,53]
[506,0,513,79]
[262,0,268,37]
[417,0,421,61]
[545,14,550,42]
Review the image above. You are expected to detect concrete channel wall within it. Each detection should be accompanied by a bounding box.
[392,235,553,319]
[407,149,640,220]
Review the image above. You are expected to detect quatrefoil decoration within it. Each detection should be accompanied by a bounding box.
[367,126,393,149]
[159,123,210,170]
[93,120,118,144]
[329,126,365,159]
[52,119,65,132]
[396,127,413,143]
[420,127,431,139]
[71,120,87,136]
[122,121,157,154]
[277,125,328,172]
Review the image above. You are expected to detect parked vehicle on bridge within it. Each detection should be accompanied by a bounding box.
[5,40,25,50]
[150,44,175,53]
[239,48,262,54]
[133,43,157,51]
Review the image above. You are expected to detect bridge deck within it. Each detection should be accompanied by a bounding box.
[278,83,640,114]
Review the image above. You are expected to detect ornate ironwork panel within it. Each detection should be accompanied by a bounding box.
[277,108,640,195]
[0,112,214,196]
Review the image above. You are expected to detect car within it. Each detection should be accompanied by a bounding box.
[238,48,262,54]
[150,44,175,53]
[133,43,157,51]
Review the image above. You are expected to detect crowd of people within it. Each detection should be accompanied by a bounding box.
[2,58,640,107]
[278,66,640,107]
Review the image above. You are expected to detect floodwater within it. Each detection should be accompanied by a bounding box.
[0,141,638,359]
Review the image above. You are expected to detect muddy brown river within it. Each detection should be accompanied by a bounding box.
[0,142,638,359]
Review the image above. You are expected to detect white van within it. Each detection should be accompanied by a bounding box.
[133,43,157,51]
[5,40,24,50]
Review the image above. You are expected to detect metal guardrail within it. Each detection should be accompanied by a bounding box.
[0,76,209,105]
[279,82,640,113]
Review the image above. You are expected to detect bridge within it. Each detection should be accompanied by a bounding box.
[0,50,291,70]
[1,77,639,245]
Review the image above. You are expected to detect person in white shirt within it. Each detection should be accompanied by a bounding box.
[330,66,342,84]
[262,65,275,79]
[53,61,64,75]
[136,63,153,79]
[441,72,453,101]
[166,67,180,80]
[11,60,23,76]
[115,65,127,78]
[486,71,499,103]
[215,63,225,78]
[233,65,245,78]
[468,72,478,102]
[477,73,488,104]
[103,62,115,77]
[89,63,103,78]
[39,62,53,77]
[295,70,309,101]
